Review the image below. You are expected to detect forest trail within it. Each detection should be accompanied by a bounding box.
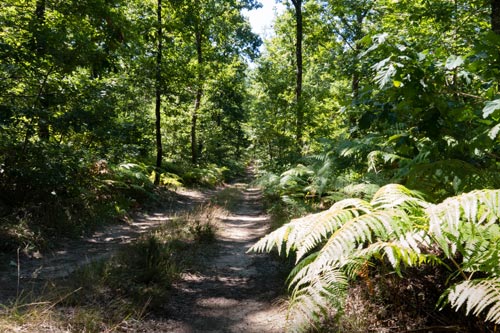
[153,180,288,333]
[0,176,289,332]
[0,188,212,300]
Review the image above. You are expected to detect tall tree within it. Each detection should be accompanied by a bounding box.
[173,0,259,164]
[154,0,163,184]
[492,0,500,34]
[191,0,203,165]
[291,0,304,150]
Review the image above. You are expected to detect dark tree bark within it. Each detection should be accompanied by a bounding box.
[34,0,46,54]
[291,0,304,152]
[492,0,500,35]
[154,0,163,185]
[34,0,50,140]
[191,23,203,165]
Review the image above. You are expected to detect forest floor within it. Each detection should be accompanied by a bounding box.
[0,175,290,332]
[140,180,289,333]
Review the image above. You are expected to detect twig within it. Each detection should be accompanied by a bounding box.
[397,326,466,333]
[16,247,20,298]
[40,287,82,315]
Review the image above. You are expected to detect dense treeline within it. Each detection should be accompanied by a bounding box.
[1,0,500,331]
[0,0,259,248]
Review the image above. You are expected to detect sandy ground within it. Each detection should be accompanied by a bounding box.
[149,182,288,333]
[0,180,290,333]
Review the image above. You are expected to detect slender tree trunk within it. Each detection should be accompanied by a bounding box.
[34,0,50,140]
[351,12,364,99]
[492,0,500,35]
[291,0,303,153]
[192,27,203,165]
[154,0,163,185]
[34,0,46,53]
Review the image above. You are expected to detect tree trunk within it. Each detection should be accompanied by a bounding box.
[192,27,203,165]
[34,0,50,140]
[34,0,46,54]
[291,0,304,152]
[493,0,500,35]
[351,11,364,99]
[154,0,163,185]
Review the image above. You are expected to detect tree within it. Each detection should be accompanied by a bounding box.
[166,0,259,164]
[154,0,163,185]
[290,0,304,150]
[492,0,500,34]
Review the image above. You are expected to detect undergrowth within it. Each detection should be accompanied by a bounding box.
[0,202,226,332]
[0,156,233,257]
[252,185,500,332]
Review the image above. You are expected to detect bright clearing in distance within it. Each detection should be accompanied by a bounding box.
[243,0,285,39]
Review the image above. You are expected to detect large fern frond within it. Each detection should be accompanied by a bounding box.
[286,264,347,333]
[350,232,434,276]
[371,183,428,210]
[252,185,500,331]
[426,189,500,257]
[446,278,500,324]
[249,220,299,256]
[293,199,372,261]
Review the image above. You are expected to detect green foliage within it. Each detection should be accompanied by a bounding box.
[251,185,500,331]
[181,164,227,188]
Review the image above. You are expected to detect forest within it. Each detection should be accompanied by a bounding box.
[1,0,500,332]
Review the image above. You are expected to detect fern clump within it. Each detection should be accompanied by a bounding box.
[250,184,500,332]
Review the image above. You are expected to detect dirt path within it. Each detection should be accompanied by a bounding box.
[153,181,288,333]
[0,188,213,301]
[1,179,290,332]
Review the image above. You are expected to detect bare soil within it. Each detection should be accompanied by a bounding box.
[0,180,289,332]
[149,182,288,333]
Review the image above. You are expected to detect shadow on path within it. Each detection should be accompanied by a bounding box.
[155,185,289,333]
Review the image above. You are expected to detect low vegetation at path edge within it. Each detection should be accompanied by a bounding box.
[0,200,227,333]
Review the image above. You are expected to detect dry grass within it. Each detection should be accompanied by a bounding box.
[0,202,230,333]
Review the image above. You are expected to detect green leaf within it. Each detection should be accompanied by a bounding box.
[393,80,402,87]
[488,123,500,140]
[445,55,464,70]
[374,63,397,89]
[483,99,500,118]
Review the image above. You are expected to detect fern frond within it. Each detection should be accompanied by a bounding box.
[447,278,500,324]
[304,209,412,280]
[252,184,500,331]
[249,221,296,255]
[367,150,408,173]
[286,265,347,333]
[351,234,432,275]
[281,164,313,179]
[426,189,500,256]
[293,200,372,261]
[371,183,428,210]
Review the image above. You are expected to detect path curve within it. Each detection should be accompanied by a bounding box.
[0,188,212,301]
[144,181,289,333]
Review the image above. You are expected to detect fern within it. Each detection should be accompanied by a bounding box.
[426,189,500,257]
[287,263,347,333]
[446,278,500,324]
[251,185,500,331]
[368,150,409,173]
[251,185,427,330]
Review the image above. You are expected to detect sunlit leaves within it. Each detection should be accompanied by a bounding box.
[483,99,500,118]
[445,55,464,70]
